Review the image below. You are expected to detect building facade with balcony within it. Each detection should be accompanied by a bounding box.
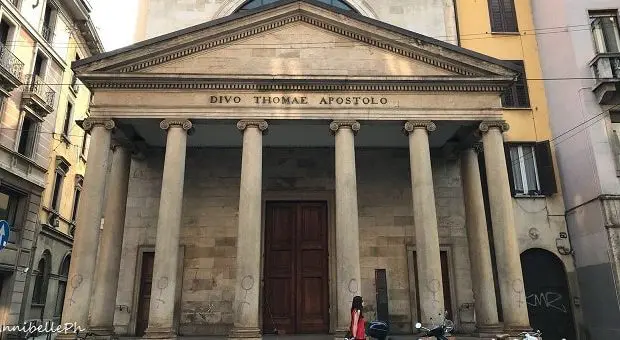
[531,1,620,339]
[0,0,101,331]
[52,1,578,339]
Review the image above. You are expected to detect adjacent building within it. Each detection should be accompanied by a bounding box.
[531,1,620,339]
[58,0,581,339]
[0,0,101,331]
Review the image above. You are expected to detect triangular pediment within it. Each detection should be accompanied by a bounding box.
[75,0,518,86]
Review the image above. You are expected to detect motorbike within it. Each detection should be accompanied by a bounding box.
[414,318,454,340]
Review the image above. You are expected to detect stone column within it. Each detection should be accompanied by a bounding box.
[459,145,501,332]
[330,120,362,335]
[145,119,192,339]
[229,120,268,340]
[57,118,114,338]
[89,141,133,335]
[404,121,445,325]
[478,121,530,331]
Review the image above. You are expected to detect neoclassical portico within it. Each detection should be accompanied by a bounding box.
[65,1,533,338]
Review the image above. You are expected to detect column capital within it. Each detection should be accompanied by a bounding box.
[330,120,360,135]
[404,120,436,134]
[237,120,268,133]
[479,120,510,133]
[83,118,115,132]
[160,119,193,131]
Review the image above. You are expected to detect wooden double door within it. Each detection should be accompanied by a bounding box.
[262,201,329,334]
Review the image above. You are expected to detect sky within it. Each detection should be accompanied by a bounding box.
[90,0,140,51]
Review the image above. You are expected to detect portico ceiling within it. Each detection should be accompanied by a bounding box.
[123,119,467,148]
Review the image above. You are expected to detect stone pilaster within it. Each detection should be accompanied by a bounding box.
[229,120,268,340]
[459,145,501,332]
[57,118,115,338]
[404,120,445,325]
[330,120,362,335]
[89,140,133,337]
[478,121,530,331]
[145,119,192,339]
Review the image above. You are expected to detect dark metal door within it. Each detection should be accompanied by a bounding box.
[521,248,576,340]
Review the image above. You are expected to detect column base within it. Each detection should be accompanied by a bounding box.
[55,333,78,340]
[504,324,533,333]
[87,326,118,340]
[144,327,177,340]
[228,327,261,339]
[475,323,503,335]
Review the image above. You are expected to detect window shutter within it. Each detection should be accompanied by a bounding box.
[489,0,504,32]
[503,144,516,196]
[535,141,558,195]
[500,0,518,32]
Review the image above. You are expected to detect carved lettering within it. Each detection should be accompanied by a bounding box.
[211,95,389,105]
[211,96,241,104]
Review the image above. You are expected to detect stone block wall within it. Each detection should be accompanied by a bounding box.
[114,147,473,335]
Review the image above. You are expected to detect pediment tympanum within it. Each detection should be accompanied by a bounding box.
[74,0,518,90]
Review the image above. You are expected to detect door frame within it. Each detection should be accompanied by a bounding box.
[261,191,336,334]
[406,244,458,331]
[129,245,185,336]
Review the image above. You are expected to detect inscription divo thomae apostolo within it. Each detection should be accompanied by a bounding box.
[209,95,389,106]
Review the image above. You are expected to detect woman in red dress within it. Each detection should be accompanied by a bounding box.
[349,296,366,340]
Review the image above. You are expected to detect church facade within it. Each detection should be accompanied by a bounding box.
[58,1,580,339]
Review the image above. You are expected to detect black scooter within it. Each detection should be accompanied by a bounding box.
[414,318,454,340]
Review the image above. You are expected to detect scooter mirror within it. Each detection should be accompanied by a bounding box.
[415,323,422,329]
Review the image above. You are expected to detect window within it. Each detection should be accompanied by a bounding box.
[54,255,70,317]
[591,11,620,53]
[32,252,51,305]
[33,52,46,77]
[502,60,530,108]
[80,132,90,159]
[50,157,70,213]
[17,114,38,158]
[505,141,557,196]
[236,0,355,12]
[0,19,10,46]
[41,1,56,43]
[71,175,83,222]
[0,187,22,244]
[62,101,73,137]
[488,0,518,33]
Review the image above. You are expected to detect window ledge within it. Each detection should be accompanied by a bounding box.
[0,144,46,172]
[30,303,44,308]
[490,31,520,35]
[513,194,547,199]
[80,154,87,163]
[42,206,72,225]
[502,107,532,110]
[60,133,70,145]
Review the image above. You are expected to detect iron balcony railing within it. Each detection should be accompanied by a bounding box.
[0,42,24,80]
[24,74,56,108]
[41,25,54,44]
[591,52,620,80]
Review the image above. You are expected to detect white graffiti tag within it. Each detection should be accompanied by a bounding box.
[526,291,568,313]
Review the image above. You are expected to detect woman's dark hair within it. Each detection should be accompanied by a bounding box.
[351,295,363,317]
